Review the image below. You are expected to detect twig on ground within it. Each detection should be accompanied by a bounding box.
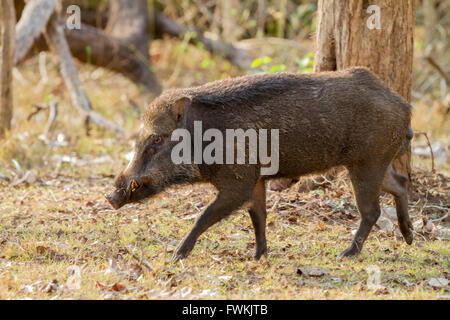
[42,101,58,138]
[27,101,58,139]
[269,195,282,211]
[27,103,48,121]
[414,131,435,172]
[10,171,32,187]
[125,246,154,273]
[423,204,449,212]
[413,229,428,242]
[430,212,449,222]
[310,176,331,186]
[284,202,354,229]
[423,204,450,223]
[12,159,24,177]
[419,199,428,217]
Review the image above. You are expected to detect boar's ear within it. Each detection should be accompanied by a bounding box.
[172,96,191,124]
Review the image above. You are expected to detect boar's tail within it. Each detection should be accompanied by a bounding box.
[397,126,414,155]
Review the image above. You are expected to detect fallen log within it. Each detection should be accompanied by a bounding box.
[65,23,161,96]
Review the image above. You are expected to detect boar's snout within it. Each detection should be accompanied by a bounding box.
[104,189,128,210]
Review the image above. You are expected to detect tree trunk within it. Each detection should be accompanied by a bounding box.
[314,0,415,182]
[0,0,16,137]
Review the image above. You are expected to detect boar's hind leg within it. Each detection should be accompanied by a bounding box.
[248,179,267,260]
[172,179,257,262]
[340,162,387,258]
[381,165,413,245]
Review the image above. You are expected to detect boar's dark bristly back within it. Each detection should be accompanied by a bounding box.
[187,73,314,108]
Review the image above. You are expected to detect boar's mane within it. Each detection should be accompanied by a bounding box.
[186,73,314,108]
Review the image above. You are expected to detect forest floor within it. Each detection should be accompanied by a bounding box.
[0,39,449,299]
[0,166,449,299]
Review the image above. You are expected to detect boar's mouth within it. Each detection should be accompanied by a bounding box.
[104,177,153,210]
[104,188,129,210]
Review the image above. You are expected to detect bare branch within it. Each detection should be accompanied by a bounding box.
[425,55,450,87]
[44,15,125,135]
[154,9,251,69]
[414,131,435,173]
[14,0,57,65]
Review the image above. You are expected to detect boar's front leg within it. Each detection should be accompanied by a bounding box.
[172,177,257,262]
[248,179,267,260]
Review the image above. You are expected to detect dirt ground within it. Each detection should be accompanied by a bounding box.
[0,164,448,299]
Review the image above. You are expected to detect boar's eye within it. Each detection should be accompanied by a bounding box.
[153,136,162,144]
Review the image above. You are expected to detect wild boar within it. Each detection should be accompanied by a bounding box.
[105,67,413,261]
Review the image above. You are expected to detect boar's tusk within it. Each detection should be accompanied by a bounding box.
[130,180,139,192]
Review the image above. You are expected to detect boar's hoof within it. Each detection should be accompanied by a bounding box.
[171,250,190,262]
[254,246,268,261]
[171,252,182,262]
[399,221,414,245]
[402,229,414,245]
[338,245,361,259]
[172,239,195,262]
